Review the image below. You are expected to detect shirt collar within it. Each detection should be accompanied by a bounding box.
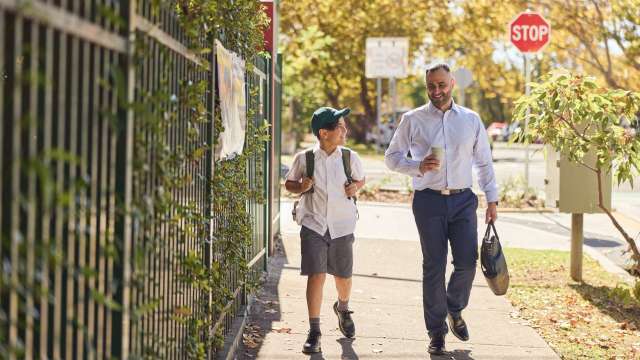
[427,100,460,115]
[313,143,341,158]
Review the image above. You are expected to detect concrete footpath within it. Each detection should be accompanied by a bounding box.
[232,198,640,359]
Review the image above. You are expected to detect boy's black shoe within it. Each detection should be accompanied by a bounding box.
[333,301,355,338]
[448,313,469,341]
[302,330,322,354]
[427,334,447,355]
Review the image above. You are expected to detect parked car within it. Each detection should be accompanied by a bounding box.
[502,121,523,142]
[486,122,507,141]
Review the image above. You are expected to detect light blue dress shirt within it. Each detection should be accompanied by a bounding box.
[384,101,498,203]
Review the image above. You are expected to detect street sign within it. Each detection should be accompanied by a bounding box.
[365,37,409,78]
[509,12,550,53]
[453,68,472,89]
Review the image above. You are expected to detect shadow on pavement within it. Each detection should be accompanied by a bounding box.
[337,338,359,359]
[284,265,422,283]
[429,349,475,359]
[584,238,623,248]
[236,235,289,359]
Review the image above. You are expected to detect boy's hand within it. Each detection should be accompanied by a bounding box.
[345,182,358,197]
[300,177,314,192]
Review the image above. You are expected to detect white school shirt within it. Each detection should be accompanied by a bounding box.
[384,101,498,202]
[286,144,365,239]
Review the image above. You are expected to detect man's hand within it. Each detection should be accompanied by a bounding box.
[300,177,314,193]
[486,202,498,224]
[419,154,440,174]
[345,182,358,197]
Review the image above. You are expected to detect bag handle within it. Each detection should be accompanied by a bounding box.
[483,221,499,242]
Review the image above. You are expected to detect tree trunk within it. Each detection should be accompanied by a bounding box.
[359,75,375,123]
[326,91,340,109]
[596,167,640,274]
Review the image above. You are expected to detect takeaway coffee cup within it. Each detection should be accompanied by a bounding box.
[431,146,444,171]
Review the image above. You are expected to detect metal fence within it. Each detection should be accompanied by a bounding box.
[0,1,277,358]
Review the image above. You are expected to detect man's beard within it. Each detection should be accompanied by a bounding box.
[428,91,451,107]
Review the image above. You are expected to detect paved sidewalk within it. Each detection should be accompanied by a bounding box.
[234,200,627,359]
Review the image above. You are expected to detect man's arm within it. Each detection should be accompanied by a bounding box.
[384,115,423,176]
[472,116,498,223]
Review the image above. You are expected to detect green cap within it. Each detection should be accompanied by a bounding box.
[311,107,351,136]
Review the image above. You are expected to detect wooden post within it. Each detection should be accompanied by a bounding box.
[571,213,584,281]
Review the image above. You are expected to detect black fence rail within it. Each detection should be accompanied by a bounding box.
[0,1,278,358]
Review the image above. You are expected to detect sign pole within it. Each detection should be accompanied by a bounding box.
[390,77,397,123]
[524,53,530,188]
[376,78,382,128]
[509,11,549,188]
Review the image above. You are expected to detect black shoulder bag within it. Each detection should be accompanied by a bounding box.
[481,221,510,296]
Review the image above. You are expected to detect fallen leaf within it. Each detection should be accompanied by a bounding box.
[272,327,291,333]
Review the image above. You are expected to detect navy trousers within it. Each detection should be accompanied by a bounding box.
[412,189,478,337]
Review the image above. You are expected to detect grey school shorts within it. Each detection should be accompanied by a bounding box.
[300,226,355,278]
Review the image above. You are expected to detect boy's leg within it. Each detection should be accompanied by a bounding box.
[306,273,327,319]
[300,226,330,322]
[334,276,352,307]
[300,226,329,353]
[327,233,356,338]
[303,273,325,354]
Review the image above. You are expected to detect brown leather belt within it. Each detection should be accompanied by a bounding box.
[420,188,469,196]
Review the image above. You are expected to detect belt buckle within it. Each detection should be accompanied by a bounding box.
[441,189,451,195]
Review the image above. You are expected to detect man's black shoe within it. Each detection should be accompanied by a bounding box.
[333,301,355,338]
[302,330,321,354]
[448,313,469,341]
[427,334,447,355]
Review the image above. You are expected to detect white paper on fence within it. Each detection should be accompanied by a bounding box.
[215,39,246,160]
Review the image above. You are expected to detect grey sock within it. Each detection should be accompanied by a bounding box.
[309,317,320,333]
[337,299,349,312]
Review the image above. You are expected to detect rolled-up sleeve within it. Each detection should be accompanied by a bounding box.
[472,118,498,203]
[384,115,422,177]
[286,152,304,182]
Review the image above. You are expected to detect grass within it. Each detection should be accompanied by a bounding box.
[504,248,640,359]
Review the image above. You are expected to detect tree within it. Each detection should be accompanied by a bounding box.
[420,0,640,124]
[280,0,640,144]
[513,69,640,274]
[279,0,443,145]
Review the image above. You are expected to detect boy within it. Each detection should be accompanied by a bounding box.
[285,106,365,354]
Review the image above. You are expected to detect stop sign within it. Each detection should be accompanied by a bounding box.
[510,12,551,53]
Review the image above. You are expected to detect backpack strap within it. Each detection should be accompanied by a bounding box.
[305,149,315,178]
[304,149,315,194]
[341,148,357,205]
[341,148,353,184]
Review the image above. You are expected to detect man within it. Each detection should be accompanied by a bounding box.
[285,107,365,354]
[384,63,498,355]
